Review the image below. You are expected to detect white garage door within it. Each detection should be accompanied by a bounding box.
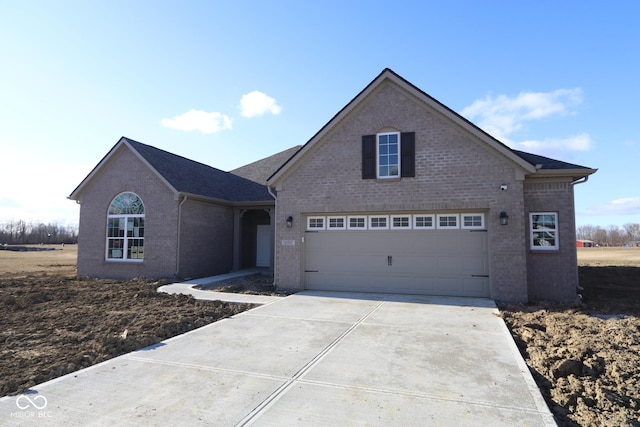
[304,215,490,297]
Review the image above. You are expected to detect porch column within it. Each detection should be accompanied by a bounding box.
[232,208,242,271]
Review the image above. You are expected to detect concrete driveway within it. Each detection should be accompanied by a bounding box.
[0,292,555,426]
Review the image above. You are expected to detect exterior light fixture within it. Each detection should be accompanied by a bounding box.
[499,211,509,226]
[286,216,293,228]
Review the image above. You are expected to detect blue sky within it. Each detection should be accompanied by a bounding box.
[1,1,638,229]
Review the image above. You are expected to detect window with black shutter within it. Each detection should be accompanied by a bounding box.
[362,132,415,179]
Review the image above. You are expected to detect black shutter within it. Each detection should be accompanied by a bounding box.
[362,135,376,179]
[400,132,415,177]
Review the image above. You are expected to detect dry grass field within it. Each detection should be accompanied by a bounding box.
[578,246,640,267]
[0,244,77,278]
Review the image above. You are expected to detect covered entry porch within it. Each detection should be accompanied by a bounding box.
[233,206,274,271]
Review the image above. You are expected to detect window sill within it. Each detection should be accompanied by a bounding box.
[105,259,144,263]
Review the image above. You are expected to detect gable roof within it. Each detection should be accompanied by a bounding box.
[69,137,273,204]
[231,145,301,184]
[513,150,597,180]
[268,68,596,184]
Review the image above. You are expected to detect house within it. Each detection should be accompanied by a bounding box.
[68,139,295,279]
[70,68,596,302]
[267,69,596,302]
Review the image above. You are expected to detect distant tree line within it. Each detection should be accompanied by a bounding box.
[576,223,640,247]
[0,220,78,245]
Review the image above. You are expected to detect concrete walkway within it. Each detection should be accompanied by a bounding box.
[0,290,555,426]
[158,270,283,305]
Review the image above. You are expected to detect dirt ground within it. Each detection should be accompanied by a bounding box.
[500,248,640,426]
[2,246,639,426]
[0,246,255,398]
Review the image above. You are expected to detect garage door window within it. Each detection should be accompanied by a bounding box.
[348,216,367,230]
[530,212,559,250]
[437,214,459,229]
[461,214,484,229]
[414,215,435,229]
[328,216,346,230]
[391,215,411,229]
[369,216,389,229]
[307,217,325,230]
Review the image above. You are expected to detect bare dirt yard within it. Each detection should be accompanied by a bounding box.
[2,245,639,426]
[500,247,640,427]
[0,245,255,398]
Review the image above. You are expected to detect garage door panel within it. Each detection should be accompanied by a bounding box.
[304,227,490,297]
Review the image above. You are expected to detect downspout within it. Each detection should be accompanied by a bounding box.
[267,186,277,286]
[175,195,188,276]
[570,175,589,297]
[570,175,589,186]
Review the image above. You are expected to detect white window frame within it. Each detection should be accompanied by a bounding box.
[377,132,401,179]
[461,213,485,230]
[368,215,389,230]
[327,216,346,230]
[413,214,435,230]
[106,192,145,262]
[390,215,411,229]
[437,214,459,229]
[347,216,368,230]
[307,216,326,230]
[530,212,559,250]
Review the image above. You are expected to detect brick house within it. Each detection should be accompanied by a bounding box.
[68,138,295,280]
[70,69,596,302]
[267,69,596,302]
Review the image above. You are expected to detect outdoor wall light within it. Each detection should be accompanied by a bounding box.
[286,216,293,228]
[499,211,509,226]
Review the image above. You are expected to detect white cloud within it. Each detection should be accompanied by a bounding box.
[585,197,640,216]
[161,109,232,134]
[240,91,282,118]
[461,88,590,155]
[517,133,593,154]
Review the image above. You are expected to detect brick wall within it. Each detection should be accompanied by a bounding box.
[524,180,579,301]
[177,198,234,279]
[76,146,180,279]
[273,81,530,301]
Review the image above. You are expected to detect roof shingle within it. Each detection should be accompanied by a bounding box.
[125,138,272,203]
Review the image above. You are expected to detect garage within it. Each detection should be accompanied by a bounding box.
[303,213,490,297]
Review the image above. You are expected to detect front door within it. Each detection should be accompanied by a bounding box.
[256,224,271,267]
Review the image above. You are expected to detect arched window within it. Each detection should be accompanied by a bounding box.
[106,192,145,261]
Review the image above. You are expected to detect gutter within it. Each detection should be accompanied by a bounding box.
[570,175,589,186]
[175,195,188,276]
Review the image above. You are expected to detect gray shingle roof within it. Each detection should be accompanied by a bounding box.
[512,150,592,170]
[125,138,272,203]
[231,146,301,184]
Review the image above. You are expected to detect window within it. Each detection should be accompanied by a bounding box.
[530,213,559,250]
[461,214,485,229]
[327,216,346,230]
[348,216,367,230]
[391,215,411,229]
[413,214,435,229]
[437,214,459,229]
[362,132,415,179]
[377,132,400,178]
[369,215,389,229]
[307,216,325,230]
[106,192,144,261]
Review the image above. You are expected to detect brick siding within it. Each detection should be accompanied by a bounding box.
[273,81,532,301]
